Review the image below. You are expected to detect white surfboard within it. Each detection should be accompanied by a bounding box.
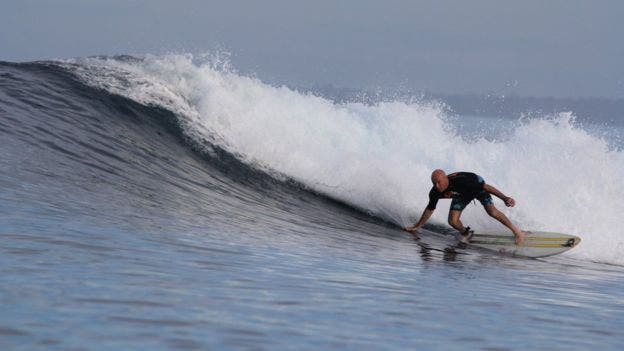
[467,230,581,258]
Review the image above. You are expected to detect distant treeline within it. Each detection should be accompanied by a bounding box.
[306,84,624,125]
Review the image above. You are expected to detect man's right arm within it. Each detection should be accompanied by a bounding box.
[405,208,435,233]
[405,188,439,233]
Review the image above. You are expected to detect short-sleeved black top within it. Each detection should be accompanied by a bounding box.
[427,172,485,210]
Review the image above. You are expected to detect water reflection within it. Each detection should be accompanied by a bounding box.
[411,232,466,262]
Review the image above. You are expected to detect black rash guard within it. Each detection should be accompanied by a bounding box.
[426,172,486,210]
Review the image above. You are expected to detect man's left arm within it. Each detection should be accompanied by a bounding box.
[483,183,515,207]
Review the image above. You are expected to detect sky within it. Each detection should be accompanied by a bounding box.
[1,0,623,98]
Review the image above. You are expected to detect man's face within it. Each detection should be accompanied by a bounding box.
[432,175,449,192]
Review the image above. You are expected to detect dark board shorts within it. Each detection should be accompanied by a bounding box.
[449,175,493,211]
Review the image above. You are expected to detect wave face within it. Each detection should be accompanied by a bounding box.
[49,54,623,266]
[2,55,623,266]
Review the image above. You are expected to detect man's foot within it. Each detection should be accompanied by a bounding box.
[458,227,474,244]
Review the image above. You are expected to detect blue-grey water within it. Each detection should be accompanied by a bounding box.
[1,58,623,350]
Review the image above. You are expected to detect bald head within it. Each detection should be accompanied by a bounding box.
[431,169,449,192]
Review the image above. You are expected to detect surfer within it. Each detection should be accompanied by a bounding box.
[404,170,525,245]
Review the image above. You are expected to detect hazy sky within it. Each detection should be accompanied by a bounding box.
[1,0,623,98]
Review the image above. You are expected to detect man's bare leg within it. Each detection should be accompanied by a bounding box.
[448,210,468,233]
[484,204,525,245]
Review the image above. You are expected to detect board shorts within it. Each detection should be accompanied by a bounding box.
[449,175,493,211]
[450,192,493,211]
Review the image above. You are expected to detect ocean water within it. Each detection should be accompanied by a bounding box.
[1,55,623,350]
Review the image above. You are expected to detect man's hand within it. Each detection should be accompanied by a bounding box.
[504,197,516,207]
[404,225,420,233]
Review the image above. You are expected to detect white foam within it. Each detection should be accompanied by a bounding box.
[69,54,624,266]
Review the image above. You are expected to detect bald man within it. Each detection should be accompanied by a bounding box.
[405,170,525,245]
